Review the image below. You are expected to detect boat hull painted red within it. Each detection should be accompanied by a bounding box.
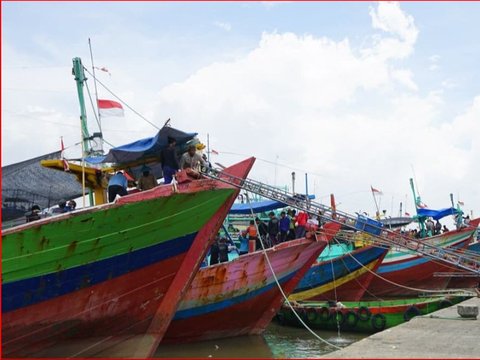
[163,237,328,344]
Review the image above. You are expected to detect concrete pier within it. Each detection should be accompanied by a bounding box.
[324,297,480,358]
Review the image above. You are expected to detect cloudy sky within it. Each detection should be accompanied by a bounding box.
[2,2,479,218]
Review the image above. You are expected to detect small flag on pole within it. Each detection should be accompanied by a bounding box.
[405,212,411,217]
[211,149,219,155]
[94,66,111,76]
[371,186,383,195]
[60,137,70,172]
[458,201,465,206]
[98,99,124,117]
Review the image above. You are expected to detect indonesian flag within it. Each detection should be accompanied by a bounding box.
[211,149,219,155]
[371,186,383,195]
[417,201,428,209]
[94,66,111,76]
[405,212,411,217]
[98,99,124,117]
[60,137,70,172]
[458,201,465,206]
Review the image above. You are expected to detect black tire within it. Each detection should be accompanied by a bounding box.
[317,306,332,322]
[306,308,317,323]
[439,299,453,309]
[371,313,387,331]
[331,309,346,326]
[357,306,371,321]
[275,312,286,326]
[345,310,359,329]
[403,305,421,321]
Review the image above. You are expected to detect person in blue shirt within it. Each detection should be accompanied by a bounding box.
[108,171,128,202]
[279,211,291,243]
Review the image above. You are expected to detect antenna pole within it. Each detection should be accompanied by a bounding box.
[88,38,104,154]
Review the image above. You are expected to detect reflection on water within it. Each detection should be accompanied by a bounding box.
[155,322,367,358]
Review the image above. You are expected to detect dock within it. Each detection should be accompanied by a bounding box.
[324,296,480,358]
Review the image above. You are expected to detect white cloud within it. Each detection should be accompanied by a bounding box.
[151,2,478,217]
[213,21,232,32]
[3,2,478,218]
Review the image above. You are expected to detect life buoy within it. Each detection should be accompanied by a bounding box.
[345,310,359,329]
[317,306,331,322]
[371,313,387,331]
[439,299,453,309]
[331,309,346,326]
[403,305,421,321]
[357,306,371,321]
[306,308,317,323]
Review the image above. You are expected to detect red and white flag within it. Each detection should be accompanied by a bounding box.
[458,201,465,206]
[60,137,70,172]
[405,212,411,217]
[371,186,383,195]
[211,149,219,155]
[98,99,124,117]
[94,66,111,76]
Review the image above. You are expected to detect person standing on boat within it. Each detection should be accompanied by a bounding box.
[255,217,269,248]
[279,211,290,243]
[268,211,280,246]
[180,145,207,172]
[108,171,128,202]
[246,220,259,252]
[295,210,308,238]
[160,137,179,184]
[137,165,157,191]
[434,220,442,235]
[287,209,297,240]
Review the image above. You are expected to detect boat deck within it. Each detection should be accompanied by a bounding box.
[323,296,480,358]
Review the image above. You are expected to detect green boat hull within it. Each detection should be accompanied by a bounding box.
[277,296,469,333]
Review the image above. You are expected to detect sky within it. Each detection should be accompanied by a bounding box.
[2,1,480,220]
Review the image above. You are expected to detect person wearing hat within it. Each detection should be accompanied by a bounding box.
[160,137,179,184]
[137,165,157,191]
[107,171,128,202]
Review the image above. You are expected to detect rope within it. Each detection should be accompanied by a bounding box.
[245,193,341,350]
[83,67,160,130]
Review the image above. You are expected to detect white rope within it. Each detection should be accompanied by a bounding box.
[245,193,341,350]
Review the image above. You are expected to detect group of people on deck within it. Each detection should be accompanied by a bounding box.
[107,137,211,202]
[243,208,318,252]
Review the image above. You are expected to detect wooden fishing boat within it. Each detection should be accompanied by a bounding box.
[365,219,480,298]
[1,157,255,358]
[445,240,480,290]
[289,243,389,302]
[162,224,343,344]
[277,296,469,333]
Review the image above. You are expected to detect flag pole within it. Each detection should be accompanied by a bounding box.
[88,38,104,155]
[371,186,380,218]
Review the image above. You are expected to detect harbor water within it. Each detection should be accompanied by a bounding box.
[155,322,367,358]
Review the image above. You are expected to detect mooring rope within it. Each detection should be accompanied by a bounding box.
[245,193,342,350]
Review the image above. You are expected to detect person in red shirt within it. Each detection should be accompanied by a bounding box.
[295,211,308,238]
[246,220,258,252]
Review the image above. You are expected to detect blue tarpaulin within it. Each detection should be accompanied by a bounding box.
[417,207,459,220]
[229,195,315,214]
[86,126,197,165]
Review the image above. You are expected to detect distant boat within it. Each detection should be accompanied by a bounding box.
[1,126,255,357]
[277,295,468,333]
[365,219,480,298]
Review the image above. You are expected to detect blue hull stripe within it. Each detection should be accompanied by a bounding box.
[173,272,295,320]
[294,246,387,293]
[2,232,197,313]
[378,241,467,274]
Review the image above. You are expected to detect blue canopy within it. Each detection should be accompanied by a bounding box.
[86,126,197,165]
[229,194,315,214]
[417,207,459,220]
